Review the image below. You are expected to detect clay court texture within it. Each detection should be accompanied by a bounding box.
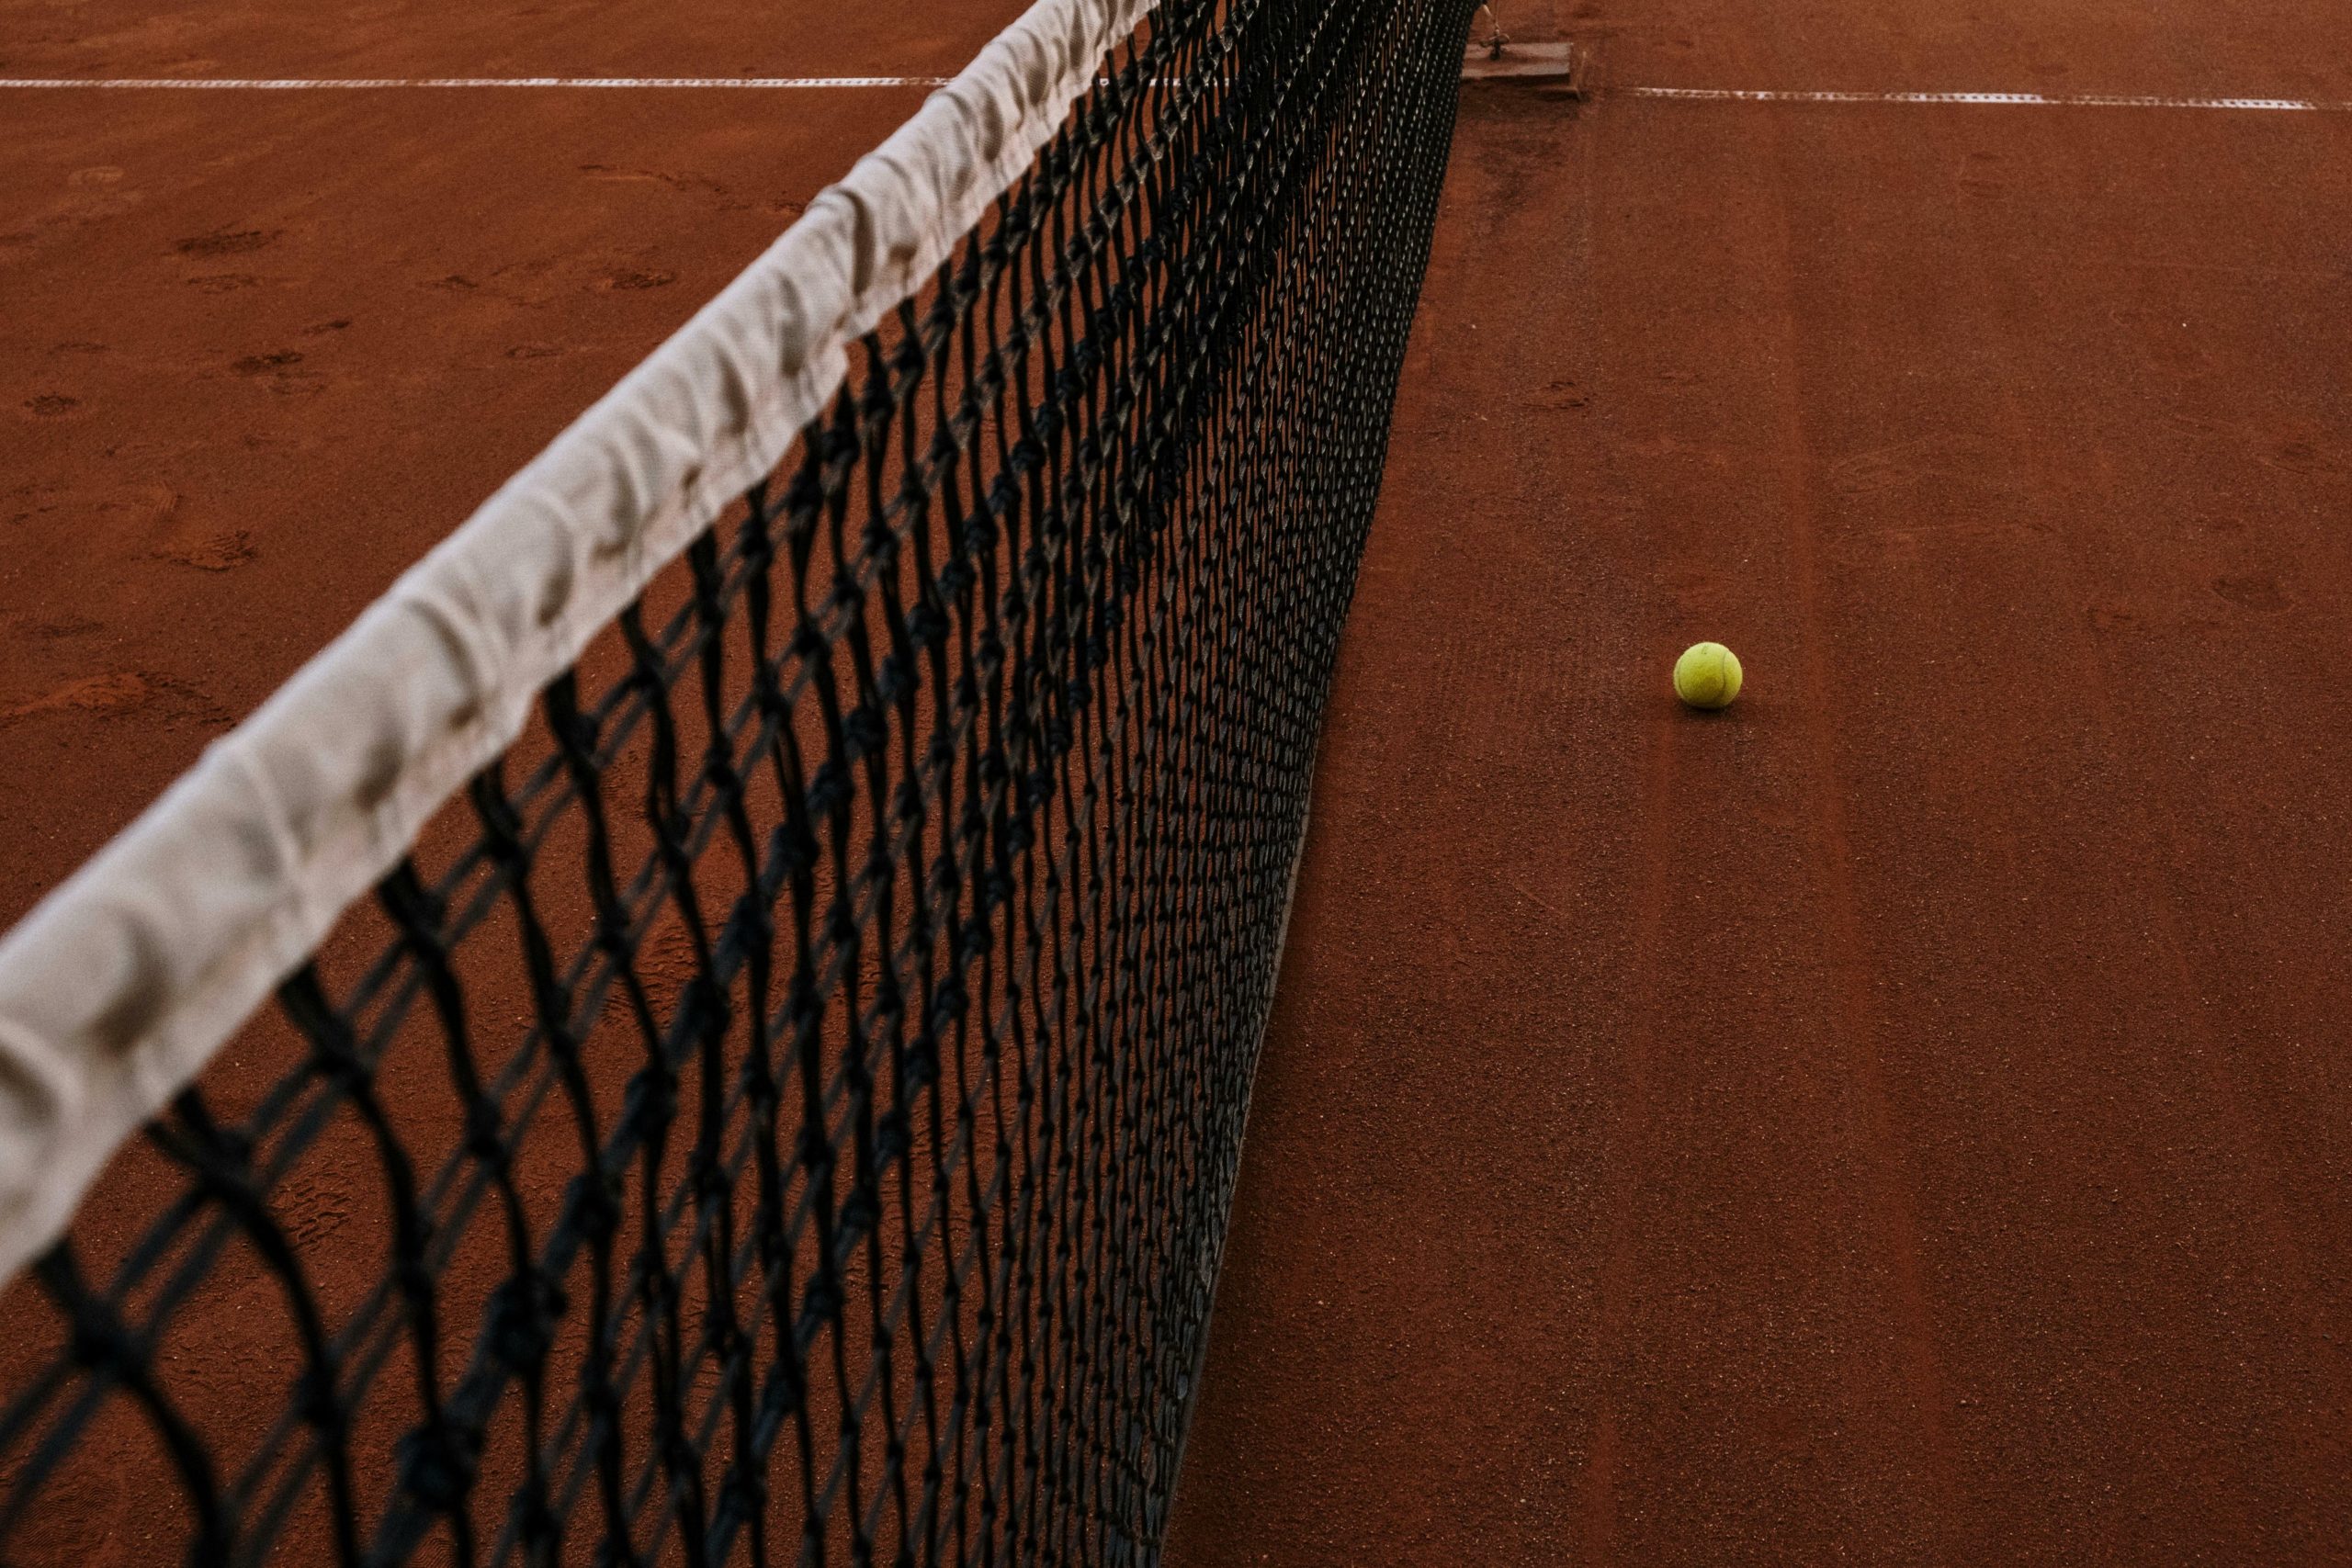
[5,0,2352,1561]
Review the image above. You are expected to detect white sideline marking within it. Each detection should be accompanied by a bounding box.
[1625,86,2346,112]
[0,75,955,89]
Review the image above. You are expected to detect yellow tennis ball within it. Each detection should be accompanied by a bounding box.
[1673,641,1743,709]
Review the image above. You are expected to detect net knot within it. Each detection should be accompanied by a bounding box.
[395,1416,481,1514]
[486,1269,566,1373]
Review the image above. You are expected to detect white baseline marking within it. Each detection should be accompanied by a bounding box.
[0,75,955,89]
[0,79,2339,110]
[1624,86,2346,112]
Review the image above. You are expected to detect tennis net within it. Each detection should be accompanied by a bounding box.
[0,0,1473,1560]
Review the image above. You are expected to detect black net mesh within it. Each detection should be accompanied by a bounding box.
[0,0,1472,1560]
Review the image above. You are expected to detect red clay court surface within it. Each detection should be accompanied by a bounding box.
[1163,0,2352,1562]
[7,0,2352,1562]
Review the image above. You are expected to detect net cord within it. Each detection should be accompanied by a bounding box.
[0,0,1155,1290]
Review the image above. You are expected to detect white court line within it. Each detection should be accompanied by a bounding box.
[0,79,2343,110]
[0,75,955,89]
[1624,86,2346,112]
